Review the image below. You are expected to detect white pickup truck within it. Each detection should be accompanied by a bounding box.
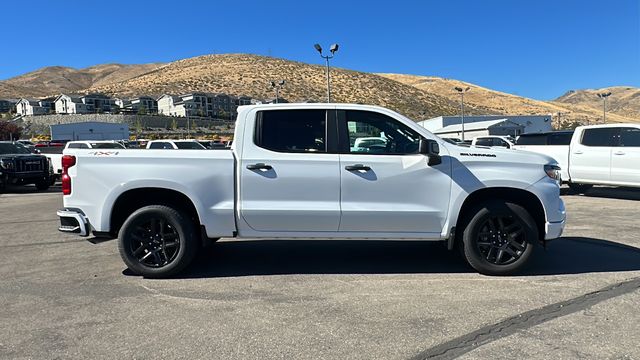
[57,103,566,278]
[513,124,640,193]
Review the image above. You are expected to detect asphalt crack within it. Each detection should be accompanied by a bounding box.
[410,277,640,360]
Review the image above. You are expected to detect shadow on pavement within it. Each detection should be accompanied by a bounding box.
[161,237,640,279]
[561,186,640,201]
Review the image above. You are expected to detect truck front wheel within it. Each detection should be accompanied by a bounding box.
[118,205,199,278]
[460,201,537,275]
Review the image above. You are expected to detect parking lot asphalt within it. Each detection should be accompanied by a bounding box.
[0,186,639,359]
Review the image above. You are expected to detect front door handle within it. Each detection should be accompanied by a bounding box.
[345,164,371,171]
[246,163,273,170]
[614,151,625,155]
[573,150,583,155]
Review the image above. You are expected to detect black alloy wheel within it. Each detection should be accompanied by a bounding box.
[118,205,198,278]
[129,217,181,268]
[474,215,527,266]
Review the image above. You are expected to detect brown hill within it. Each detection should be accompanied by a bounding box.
[0,63,163,98]
[377,73,640,126]
[555,86,640,119]
[88,54,461,119]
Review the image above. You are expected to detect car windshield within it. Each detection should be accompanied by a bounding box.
[91,143,126,149]
[0,143,31,154]
[175,142,205,149]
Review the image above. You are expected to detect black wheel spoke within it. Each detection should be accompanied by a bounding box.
[476,215,527,266]
[133,245,146,257]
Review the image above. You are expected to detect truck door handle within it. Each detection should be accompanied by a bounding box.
[614,151,625,155]
[246,163,272,170]
[345,164,371,171]
[573,150,583,155]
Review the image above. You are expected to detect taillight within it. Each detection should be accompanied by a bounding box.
[61,155,76,195]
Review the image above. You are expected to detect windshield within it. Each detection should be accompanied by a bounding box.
[0,143,31,155]
[175,142,206,149]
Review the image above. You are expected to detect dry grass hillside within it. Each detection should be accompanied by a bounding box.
[0,63,163,98]
[378,73,640,126]
[555,86,640,119]
[88,54,462,119]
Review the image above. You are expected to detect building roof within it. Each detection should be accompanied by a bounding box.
[433,118,522,133]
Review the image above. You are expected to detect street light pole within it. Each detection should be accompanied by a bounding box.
[314,43,339,103]
[597,92,612,124]
[270,80,286,103]
[185,104,191,139]
[454,86,470,141]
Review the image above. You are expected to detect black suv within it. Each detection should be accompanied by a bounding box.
[0,142,53,192]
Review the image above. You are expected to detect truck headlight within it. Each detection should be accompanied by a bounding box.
[0,159,14,170]
[544,164,561,182]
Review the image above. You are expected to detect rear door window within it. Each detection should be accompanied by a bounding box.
[255,110,327,153]
[581,128,620,147]
[475,138,494,147]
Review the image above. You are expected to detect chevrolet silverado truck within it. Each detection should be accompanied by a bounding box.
[513,124,640,193]
[57,104,566,278]
[0,141,53,192]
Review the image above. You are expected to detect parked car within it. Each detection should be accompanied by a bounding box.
[57,103,565,278]
[146,139,206,150]
[198,140,227,149]
[16,140,36,152]
[0,141,53,192]
[65,141,126,150]
[513,124,640,192]
[472,136,515,149]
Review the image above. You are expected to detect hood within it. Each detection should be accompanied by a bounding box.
[445,144,558,166]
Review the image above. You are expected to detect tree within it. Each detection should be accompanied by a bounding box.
[0,121,22,140]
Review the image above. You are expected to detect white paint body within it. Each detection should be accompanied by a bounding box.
[62,104,566,241]
[513,124,640,187]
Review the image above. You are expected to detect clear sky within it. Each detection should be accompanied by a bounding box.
[1,0,638,100]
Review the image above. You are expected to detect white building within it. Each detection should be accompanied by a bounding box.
[54,94,89,114]
[157,95,183,116]
[15,98,53,116]
[430,118,525,139]
[418,115,552,135]
[50,121,129,141]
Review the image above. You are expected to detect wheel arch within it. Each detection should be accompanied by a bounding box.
[109,187,201,238]
[454,187,546,245]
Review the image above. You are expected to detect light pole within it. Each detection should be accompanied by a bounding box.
[597,92,612,124]
[185,103,191,139]
[270,80,285,103]
[454,86,470,141]
[314,43,339,103]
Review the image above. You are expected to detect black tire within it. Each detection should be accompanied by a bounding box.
[35,180,50,191]
[568,183,592,194]
[459,200,538,275]
[118,205,199,278]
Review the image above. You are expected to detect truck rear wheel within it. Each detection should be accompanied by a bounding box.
[118,205,199,278]
[460,200,537,275]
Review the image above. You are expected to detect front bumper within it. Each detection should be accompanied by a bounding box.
[57,209,90,237]
[545,219,565,240]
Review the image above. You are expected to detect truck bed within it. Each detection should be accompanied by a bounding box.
[63,149,236,238]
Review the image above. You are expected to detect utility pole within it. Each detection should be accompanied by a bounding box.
[270,80,286,103]
[454,86,470,141]
[185,104,191,139]
[597,92,612,124]
[314,43,339,102]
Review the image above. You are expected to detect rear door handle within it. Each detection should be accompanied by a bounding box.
[246,163,272,170]
[345,164,371,171]
[573,150,583,155]
[614,151,625,155]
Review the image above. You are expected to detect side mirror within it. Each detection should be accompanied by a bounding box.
[419,139,442,166]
